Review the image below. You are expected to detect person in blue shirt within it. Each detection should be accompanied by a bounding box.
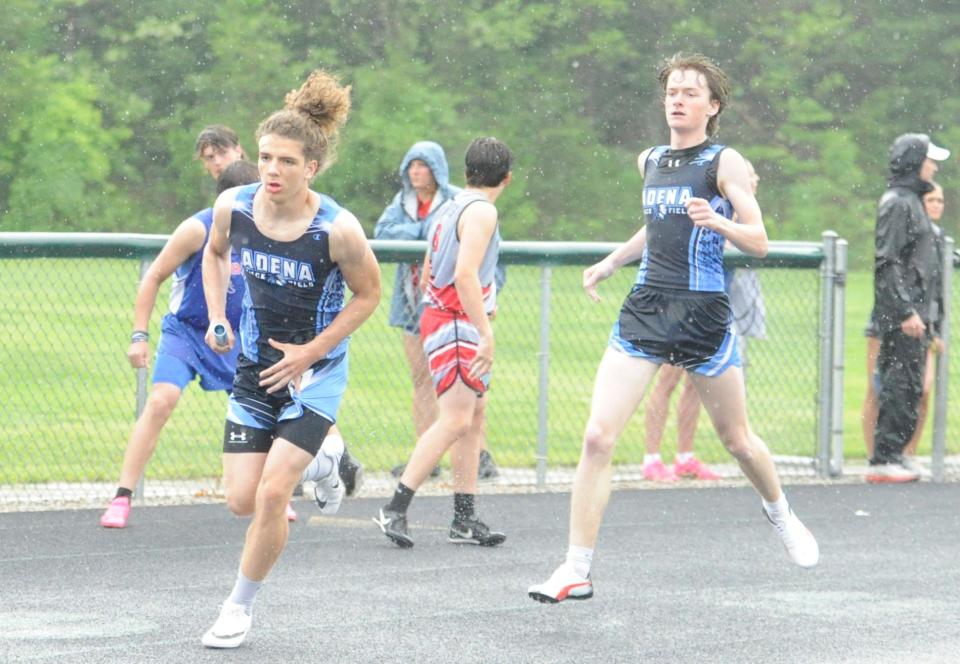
[99,160,259,529]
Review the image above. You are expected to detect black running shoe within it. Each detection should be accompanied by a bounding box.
[374,508,414,548]
[448,516,506,547]
[339,447,364,497]
[391,463,441,479]
[477,450,500,480]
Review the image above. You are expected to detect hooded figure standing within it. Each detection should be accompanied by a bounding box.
[375,142,501,479]
[868,133,950,483]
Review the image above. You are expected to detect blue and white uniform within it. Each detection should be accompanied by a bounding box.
[222,183,353,455]
[610,141,741,376]
[153,208,245,391]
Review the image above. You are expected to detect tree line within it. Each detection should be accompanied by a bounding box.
[2,0,957,265]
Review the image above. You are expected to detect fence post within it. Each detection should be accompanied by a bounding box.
[931,236,953,482]
[817,231,838,478]
[829,239,847,476]
[133,258,151,500]
[536,266,552,488]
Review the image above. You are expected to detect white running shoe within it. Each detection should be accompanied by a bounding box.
[314,467,345,515]
[528,562,594,604]
[865,462,921,484]
[201,601,252,649]
[764,507,820,568]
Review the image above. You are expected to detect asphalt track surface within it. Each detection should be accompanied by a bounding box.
[1,482,958,663]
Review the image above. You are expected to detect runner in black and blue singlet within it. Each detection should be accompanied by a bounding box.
[222,181,352,452]
[529,54,819,607]
[200,70,381,650]
[610,140,740,375]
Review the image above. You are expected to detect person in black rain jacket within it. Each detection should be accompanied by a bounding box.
[867,133,950,483]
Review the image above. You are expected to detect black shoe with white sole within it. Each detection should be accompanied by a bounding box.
[374,508,414,548]
[339,447,364,496]
[448,516,506,546]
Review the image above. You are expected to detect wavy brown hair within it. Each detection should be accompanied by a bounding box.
[657,53,730,137]
[256,70,352,175]
[194,124,243,158]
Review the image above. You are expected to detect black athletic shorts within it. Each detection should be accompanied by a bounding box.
[609,285,741,374]
[222,354,338,456]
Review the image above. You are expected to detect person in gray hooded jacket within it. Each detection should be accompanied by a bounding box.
[375,141,500,479]
[867,133,950,483]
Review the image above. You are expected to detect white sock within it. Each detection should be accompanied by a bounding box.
[643,453,661,466]
[565,545,594,578]
[675,452,694,464]
[762,493,790,522]
[227,570,263,615]
[321,433,345,464]
[300,434,344,483]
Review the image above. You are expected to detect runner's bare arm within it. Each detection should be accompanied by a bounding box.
[455,201,497,377]
[583,149,654,302]
[687,148,768,257]
[202,189,239,351]
[128,216,207,368]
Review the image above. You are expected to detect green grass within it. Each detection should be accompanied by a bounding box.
[1,258,957,484]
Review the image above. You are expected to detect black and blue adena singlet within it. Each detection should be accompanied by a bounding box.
[610,141,742,375]
[228,182,348,367]
[634,141,731,292]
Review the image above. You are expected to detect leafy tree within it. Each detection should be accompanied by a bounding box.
[0,0,956,261]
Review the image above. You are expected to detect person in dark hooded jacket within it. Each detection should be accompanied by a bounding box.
[867,133,950,483]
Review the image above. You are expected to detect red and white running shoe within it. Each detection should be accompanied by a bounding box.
[528,563,594,604]
[865,462,920,484]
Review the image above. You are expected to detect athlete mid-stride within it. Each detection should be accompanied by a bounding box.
[528,53,818,604]
[374,137,512,549]
[199,70,380,648]
[98,160,258,529]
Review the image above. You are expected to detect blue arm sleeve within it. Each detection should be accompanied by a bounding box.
[374,194,425,240]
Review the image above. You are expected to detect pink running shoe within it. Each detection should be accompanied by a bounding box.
[99,496,131,528]
[286,502,298,522]
[674,456,721,480]
[642,459,678,482]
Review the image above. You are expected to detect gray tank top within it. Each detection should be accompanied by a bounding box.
[425,190,499,314]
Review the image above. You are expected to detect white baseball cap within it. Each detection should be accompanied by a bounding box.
[927,140,950,161]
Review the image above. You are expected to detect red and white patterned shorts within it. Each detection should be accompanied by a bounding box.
[420,306,490,397]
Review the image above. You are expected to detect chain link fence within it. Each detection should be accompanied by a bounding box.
[2,233,842,510]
